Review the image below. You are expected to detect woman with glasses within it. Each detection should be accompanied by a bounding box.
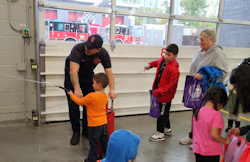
[179,28,228,150]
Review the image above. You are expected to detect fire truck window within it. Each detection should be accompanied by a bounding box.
[105,28,110,34]
[78,25,86,33]
[54,23,59,31]
[64,24,70,31]
[58,23,63,31]
[115,28,120,34]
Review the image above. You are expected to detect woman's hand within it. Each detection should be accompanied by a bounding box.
[194,73,203,80]
[228,128,240,136]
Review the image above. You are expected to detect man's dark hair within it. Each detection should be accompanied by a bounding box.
[166,44,179,55]
[93,73,109,88]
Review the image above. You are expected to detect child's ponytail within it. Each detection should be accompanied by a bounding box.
[194,96,206,121]
[194,86,228,121]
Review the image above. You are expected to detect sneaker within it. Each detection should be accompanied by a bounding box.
[189,144,193,150]
[70,133,80,145]
[149,132,165,141]
[179,136,192,145]
[164,128,172,135]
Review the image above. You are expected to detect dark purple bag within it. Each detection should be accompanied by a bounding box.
[183,76,205,110]
[149,90,161,118]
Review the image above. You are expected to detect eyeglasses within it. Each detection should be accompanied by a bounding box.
[197,38,207,42]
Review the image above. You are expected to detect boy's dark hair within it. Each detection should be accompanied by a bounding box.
[238,57,250,67]
[230,66,250,114]
[194,86,228,121]
[93,73,109,88]
[166,44,179,55]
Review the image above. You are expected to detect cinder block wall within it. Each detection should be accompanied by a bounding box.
[219,0,250,48]
[0,0,36,121]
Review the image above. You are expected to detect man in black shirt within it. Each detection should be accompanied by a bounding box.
[64,34,117,145]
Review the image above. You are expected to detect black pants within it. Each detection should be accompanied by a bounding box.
[88,124,109,161]
[195,153,220,162]
[157,102,171,133]
[64,68,94,134]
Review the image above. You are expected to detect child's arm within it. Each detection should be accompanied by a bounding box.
[210,127,230,144]
[69,92,93,106]
[148,58,162,68]
[67,90,73,96]
[153,70,180,97]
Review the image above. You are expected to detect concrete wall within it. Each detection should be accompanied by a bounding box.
[0,0,36,121]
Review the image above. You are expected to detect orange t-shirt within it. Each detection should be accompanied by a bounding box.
[70,92,108,127]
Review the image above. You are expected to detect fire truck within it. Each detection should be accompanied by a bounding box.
[105,25,144,44]
[45,20,91,41]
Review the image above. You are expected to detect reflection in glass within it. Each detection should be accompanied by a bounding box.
[45,0,111,8]
[117,0,170,14]
[45,9,110,42]
[178,0,219,18]
[112,15,168,45]
[171,20,216,46]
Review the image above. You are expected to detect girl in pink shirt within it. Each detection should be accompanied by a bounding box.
[193,86,230,162]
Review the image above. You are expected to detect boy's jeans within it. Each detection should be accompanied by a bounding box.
[157,102,171,133]
[88,124,109,161]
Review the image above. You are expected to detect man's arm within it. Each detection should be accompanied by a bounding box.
[69,61,82,98]
[104,68,117,99]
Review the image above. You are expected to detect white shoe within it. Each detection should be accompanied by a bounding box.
[149,131,165,141]
[164,128,172,135]
[179,136,193,145]
[189,144,193,150]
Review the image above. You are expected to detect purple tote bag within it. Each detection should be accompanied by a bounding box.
[149,90,161,118]
[183,76,205,110]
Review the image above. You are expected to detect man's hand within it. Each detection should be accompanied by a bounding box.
[109,90,117,99]
[74,87,83,99]
[194,73,203,80]
[228,128,240,136]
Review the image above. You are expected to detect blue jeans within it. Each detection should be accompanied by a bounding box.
[88,124,109,161]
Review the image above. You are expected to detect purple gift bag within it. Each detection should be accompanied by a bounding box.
[149,90,161,118]
[183,76,205,110]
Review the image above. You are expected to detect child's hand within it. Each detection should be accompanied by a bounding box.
[225,137,230,144]
[144,65,151,70]
[153,90,160,97]
[67,90,73,95]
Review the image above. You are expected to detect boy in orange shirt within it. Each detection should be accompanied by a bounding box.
[67,73,109,162]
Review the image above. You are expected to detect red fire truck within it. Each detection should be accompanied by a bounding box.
[105,25,144,44]
[45,20,91,41]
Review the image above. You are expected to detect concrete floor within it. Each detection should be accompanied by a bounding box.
[1,111,250,162]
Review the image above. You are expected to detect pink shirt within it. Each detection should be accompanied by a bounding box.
[193,107,224,156]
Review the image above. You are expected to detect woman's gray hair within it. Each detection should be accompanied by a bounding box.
[200,28,216,42]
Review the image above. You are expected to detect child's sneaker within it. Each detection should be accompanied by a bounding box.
[149,131,165,141]
[189,144,193,150]
[164,128,172,135]
[179,136,192,144]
